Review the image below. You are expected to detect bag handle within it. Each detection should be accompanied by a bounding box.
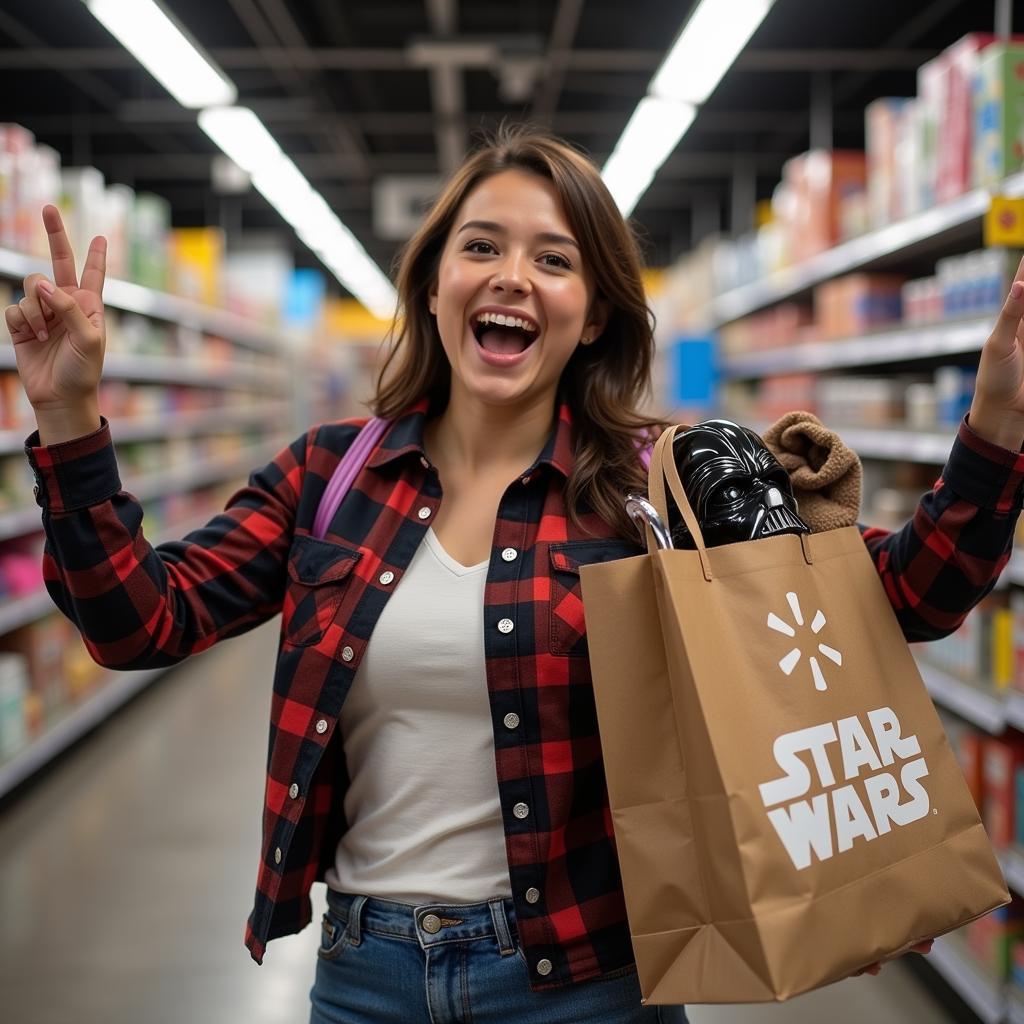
[647,424,715,581]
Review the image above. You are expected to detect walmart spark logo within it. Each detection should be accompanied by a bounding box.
[767,592,842,692]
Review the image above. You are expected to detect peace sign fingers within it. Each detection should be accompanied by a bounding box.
[42,204,79,290]
[80,235,107,299]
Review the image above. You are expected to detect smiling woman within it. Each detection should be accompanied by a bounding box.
[373,125,674,541]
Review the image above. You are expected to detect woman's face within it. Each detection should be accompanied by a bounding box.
[429,169,606,410]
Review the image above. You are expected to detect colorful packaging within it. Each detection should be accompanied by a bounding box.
[0,652,28,760]
[983,734,1024,847]
[170,226,224,306]
[959,731,986,813]
[937,33,999,202]
[966,899,1024,979]
[866,98,911,229]
[974,43,1024,187]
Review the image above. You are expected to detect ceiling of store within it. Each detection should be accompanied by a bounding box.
[0,0,1021,298]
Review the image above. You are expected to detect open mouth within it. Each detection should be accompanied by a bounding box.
[471,311,540,356]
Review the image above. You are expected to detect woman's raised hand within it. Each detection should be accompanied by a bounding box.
[3,205,107,414]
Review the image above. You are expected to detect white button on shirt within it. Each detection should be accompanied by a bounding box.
[498,618,514,634]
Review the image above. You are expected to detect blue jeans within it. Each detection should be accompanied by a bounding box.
[309,889,689,1024]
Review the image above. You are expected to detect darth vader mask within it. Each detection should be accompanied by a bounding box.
[665,419,810,549]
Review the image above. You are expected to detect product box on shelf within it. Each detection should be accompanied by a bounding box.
[0,651,28,761]
[171,227,224,306]
[0,614,72,725]
[782,150,868,263]
[917,56,944,210]
[983,732,1024,847]
[0,123,36,254]
[960,729,986,813]
[130,192,171,291]
[813,273,905,339]
[974,43,1024,188]
[937,33,1000,202]
[966,896,1024,980]
[865,97,912,229]
[59,167,107,261]
[894,98,923,219]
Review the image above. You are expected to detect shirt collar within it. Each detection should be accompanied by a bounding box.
[366,396,575,480]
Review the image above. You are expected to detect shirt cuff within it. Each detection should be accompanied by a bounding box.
[23,416,122,513]
[942,414,1024,512]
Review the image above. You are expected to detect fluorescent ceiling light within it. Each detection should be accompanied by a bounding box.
[198,107,281,174]
[603,98,696,217]
[201,108,397,318]
[84,0,236,108]
[602,0,774,216]
[651,0,775,105]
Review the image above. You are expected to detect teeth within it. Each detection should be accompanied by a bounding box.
[476,312,537,333]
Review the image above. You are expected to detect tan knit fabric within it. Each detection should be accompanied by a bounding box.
[760,411,862,532]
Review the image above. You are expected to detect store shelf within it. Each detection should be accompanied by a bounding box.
[0,346,284,393]
[0,245,282,353]
[1009,991,1024,1024]
[917,659,1007,735]
[0,434,286,541]
[0,493,283,800]
[998,847,1024,897]
[0,404,290,454]
[707,169,1024,328]
[0,663,171,798]
[929,935,1007,1024]
[749,420,955,463]
[720,315,993,379]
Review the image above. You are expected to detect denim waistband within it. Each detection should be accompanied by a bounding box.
[324,889,519,954]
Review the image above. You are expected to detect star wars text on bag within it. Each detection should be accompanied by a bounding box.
[758,707,931,870]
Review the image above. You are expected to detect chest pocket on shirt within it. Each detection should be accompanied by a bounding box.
[548,539,642,657]
[284,533,362,647]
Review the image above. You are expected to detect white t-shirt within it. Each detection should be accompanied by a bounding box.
[325,527,515,904]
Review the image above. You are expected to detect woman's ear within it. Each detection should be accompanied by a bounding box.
[428,284,438,316]
[582,296,610,345]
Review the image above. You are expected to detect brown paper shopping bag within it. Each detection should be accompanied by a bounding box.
[580,424,1009,1004]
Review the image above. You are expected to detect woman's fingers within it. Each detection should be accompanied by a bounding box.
[80,235,107,297]
[37,281,97,342]
[18,274,56,340]
[4,304,34,343]
[42,204,78,290]
[991,255,1024,357]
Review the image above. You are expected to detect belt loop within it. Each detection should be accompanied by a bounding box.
[348,895,367,946]
[489,898,514,955]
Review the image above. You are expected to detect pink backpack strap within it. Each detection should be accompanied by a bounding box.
[312,417,391,540]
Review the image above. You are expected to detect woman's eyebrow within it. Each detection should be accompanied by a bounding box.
[456,220,580,250]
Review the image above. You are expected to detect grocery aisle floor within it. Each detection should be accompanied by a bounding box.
[0,619,955,1024]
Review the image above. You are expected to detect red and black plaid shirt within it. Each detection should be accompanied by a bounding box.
[23,397,1024,989]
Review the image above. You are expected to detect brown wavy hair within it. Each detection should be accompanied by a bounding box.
[371,124,672,540]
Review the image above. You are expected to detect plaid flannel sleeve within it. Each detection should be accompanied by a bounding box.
[858,414,1024,642]
[23,417,308,669]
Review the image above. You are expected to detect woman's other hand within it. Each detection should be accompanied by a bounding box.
[970,254,1024,450]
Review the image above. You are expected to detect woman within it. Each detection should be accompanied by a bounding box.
[6,126,1024,1022]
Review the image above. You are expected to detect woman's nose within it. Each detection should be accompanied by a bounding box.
[490,251,531,294]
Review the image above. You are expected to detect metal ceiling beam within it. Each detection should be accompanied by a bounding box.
[84,149,784,181]
[21,106,865,138]
[532,0,585,125]
[424,0,466,174]
[0,47,938,72]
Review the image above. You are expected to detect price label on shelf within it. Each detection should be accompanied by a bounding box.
[984,196,1024,246]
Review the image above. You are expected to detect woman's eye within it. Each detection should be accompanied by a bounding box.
[465,240,496,254]
[540,252,571,269]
